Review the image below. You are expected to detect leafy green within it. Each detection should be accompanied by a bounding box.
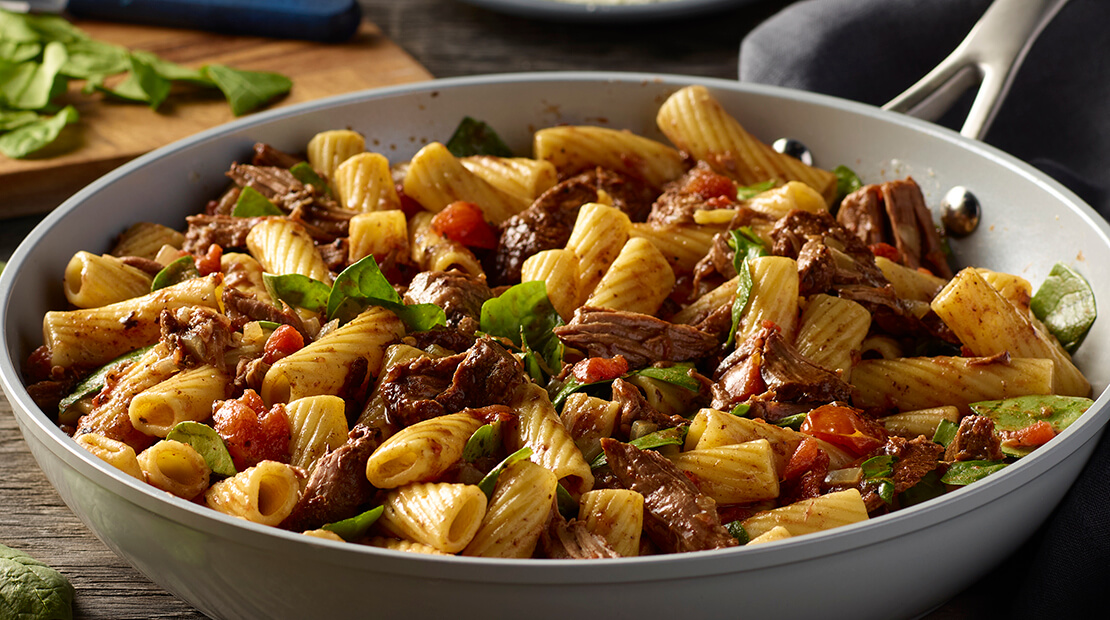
[556,484,578,520]
[99,54,171,109]
[725,226,768,347]
[150,255,198,291]
[445,116,513,157]
[0,108,38,131]
[477,447,533,498]
[479,280,564,371]
[59,39,130,80]
[970,394,1092,457]
[463,423,502,462]
[860,455,896,504]
[3,40,67,110]
[632,362,700,392]
[551,376,587,410]
[932,418,959,447]
[289,161,332,196]
[730,403,751,417]
[130,50,211,85]
[941,460,1007,486]
[0,40,41,64]
[326,255,446,331]
[0,10,40,43]
[0,543,74,620]
[0,104,76,159]
[591,426,687,469]
[833,165,863,204]
[773,412,806,430]
[231,185,282,217]
[58,345,154,416]
[263,273,331,314]
[167,421,237,477]
[899,470,946,507]
[725,521,750,544]
[202,64,292,116]
[735,179,776,201]
[322,506,384,541]
[1030,262,1096,353]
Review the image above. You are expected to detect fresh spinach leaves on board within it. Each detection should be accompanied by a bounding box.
[0,9,293,159]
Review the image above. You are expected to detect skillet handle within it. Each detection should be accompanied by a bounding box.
[882,0,1069,140]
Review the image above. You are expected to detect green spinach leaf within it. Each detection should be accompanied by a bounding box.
[0,104,76,159]
[167,421,237,477]
[445,116,513,157]
[263,273,331,313]
[231,185,282,217]
[202,64,292,116]
[0,543,74,620]
[322,506,384,541]
[1030,262,1096,353]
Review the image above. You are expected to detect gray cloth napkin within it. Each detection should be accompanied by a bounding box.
[740,1,1108,617]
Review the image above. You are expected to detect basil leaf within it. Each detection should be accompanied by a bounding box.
[941,460,1007,485]
[150,255,198,291]
[479,280,564,371]
[0,104,76,159]
[263,272,331,313]
[166,421,237,477]
[725,520,750,544]
[202,63,292,116]
[833,165,863,203]
[932,418,959,447]
[322,505,384,541]
[1030,262,1096,353]
[58,344,154,416]
[736,179,776,201]
[463,423,502,462]
[289,161,332,196]
[231,185,282,216]
[478,447,533,499]
[445,116,513,157]
[591,426,687,469]
[631,362,699,392]
[0,542,74,620]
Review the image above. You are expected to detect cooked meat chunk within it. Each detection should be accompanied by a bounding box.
[403,269,492,329]
[554,307,719,369]
[836,184,887,246]
[540,509,621,559]
[183,214,266,254]
[251,142,304,169]
[281,424,381,533]
[612,378,687,437]
[226,163,305,203]
[885,435,945,493]
[945,415,1004,462]
[647,161,736,226]
[600,437,738,554]
[380,352,464,427]
[222,286,308,339]
[436,337,526,412]
[159,306,233,371]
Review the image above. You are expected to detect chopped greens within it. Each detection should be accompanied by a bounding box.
[150,255,199,291]
[463,423,502,462]
[833,165,863,204]
[725,226,768,347]
[941,460,1007,486]
[736,179,776,201]
[58,345,153,417]
[591,426,687,469]
[167,421,237,477]
[725,521,750,545]
[477,447,533,498]
[289,161,332,196]
[1030,262,1096,353]
[231,186,282,217]
[445,116,513,157]
[932,418,959,447]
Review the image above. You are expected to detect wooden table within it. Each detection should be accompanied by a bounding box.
[0,0,1020,617]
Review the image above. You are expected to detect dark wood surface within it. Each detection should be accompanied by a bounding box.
[1,1,1008,618]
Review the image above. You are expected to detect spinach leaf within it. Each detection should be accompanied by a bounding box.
[445,116,513,157]
[736,179,776,201]
[0,40,41,63]
[556,484,578,520]
[58,345,153,417]
[0,108,38,131]
[0,104,76,159]
[479,280,564,371]
[101,54,171,109]
[231,185,282,217]
[25,12,88,43]
[631,362,700,392]
[59,39,130,79]
[463,423,502,462]
[166,421,237,477]
[6,40,67,110]
[970,394,1092,457]
[1030,262,1096,353]
[941,460,1007,486]
[202,64,292,116]
[833,165,863,204]
[860,455,896,504]
[725,520,750,544]
[591,426,687,469]
[932,418,959,447]
[327,255,446,330]
[322,506,384,541]
[150,255,198,291]
[130,49,212,85]
[477,447,533,498]
[550,376,587,410]
[0,10,40,43]
[263,273,331,313]
[289,161,332,196]
[899,470,946,507]
[724,226,768,347]
[0,543,74,620]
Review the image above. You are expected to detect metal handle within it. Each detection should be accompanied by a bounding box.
[883,0,1069,140]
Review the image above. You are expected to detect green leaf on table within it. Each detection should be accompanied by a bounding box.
[202,64,292,116]
[735,179,776,201]
[25,12,90,43]
[445,116,513,157]
[167,421,237,477]
[322,505,384,541]
[58,345,154,417]
[478,447,533,499]
[0,40,42,63]
[131,49,212,85]
[1030,262,1097,353]
[0,10,41,43]
[231,185,282,217]
[0,542,75,620]
[150,255,199,291]
[99,54,171,109]
[60,38,131,79]
[0,108,38,131]
[479,280,564,371]
[0,104,77,159]
[3,40,68,110]
[941,460,1007,486]
[263,272,331,313]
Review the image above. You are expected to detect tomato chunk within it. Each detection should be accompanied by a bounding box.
[570,355,630,384]
[1000,420,1057,449]
[431,200,499,250]
[212,390,291,471]
[800,404,887,457]
[196,244,223,276]
[262,324,304,365]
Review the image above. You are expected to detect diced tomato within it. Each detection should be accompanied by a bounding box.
[800,404,887,457]
[1000,420,1057,449]
[431,201,499,250]
[262,324,304,365]
[212,389,291,471]
[870,242,900,261]
[784,437,824,481]
[569,355,630,384]
[196,244,223,276]
[684,166,737,203]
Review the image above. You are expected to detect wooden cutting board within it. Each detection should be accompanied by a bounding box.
[0,18,433,218]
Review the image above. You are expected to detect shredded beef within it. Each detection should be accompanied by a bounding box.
[404,326,477,353]
[612,378,688,437]
[222,287,308,339]
[945,415,1004,462]
[554,307,719,369]
[251,142,304,169]
[540,508,621,559]
[403,270,492,329]
[380,353,464,427]
[437,337,526,412]
[226,163,305,203]
[836,185,888,246]
[159,306,233,371]
[884,435,945,493]
[647,161,735,226]
[183,215,267,254]
[600,437,737,553]
[281,424,381,533]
